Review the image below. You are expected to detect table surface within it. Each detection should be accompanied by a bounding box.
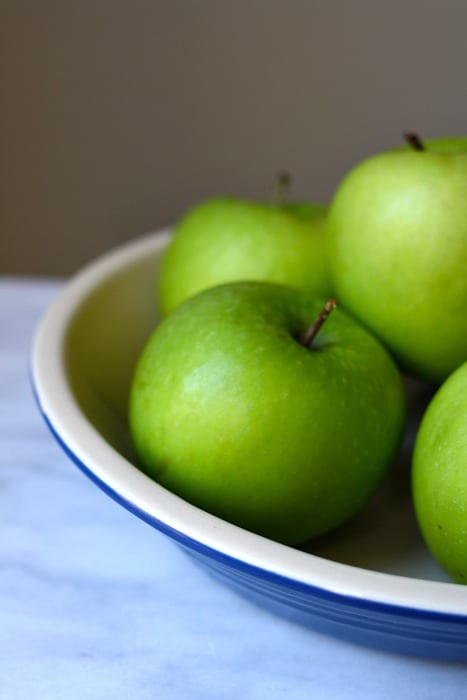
[2,276,467,699]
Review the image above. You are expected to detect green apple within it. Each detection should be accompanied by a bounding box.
[412,361,467,583]
[129,281,406,545]
[159,195,331,316]
[327,135,467,384]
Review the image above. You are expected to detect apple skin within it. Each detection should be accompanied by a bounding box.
[159,197,331,316]
[412,362,467,584]
[327,143,467,384]
[129,281,406,545]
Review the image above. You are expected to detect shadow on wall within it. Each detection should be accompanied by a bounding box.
[1,0,467,275]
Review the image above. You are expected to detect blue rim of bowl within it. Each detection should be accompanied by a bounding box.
[31,375,467,646]
[28,228,467,659]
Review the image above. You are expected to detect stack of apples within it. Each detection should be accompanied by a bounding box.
[129,135,467,583]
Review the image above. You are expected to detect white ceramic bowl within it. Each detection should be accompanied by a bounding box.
[31,229,467,660]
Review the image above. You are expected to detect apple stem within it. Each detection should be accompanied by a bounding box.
[274,171,292,204]
[301,299,337,348]
[404,132,425,151]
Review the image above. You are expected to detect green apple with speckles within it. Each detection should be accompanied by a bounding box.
[412,361,467,583]
[159,195,331,317]
[129,281,406,545]
[328,135,467,384]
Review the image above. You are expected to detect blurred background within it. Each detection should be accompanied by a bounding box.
[2,0,467,276]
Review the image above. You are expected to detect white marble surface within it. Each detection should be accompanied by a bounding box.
[1,276,467,699]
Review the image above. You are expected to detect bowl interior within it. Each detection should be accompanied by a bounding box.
[64,245,162,462]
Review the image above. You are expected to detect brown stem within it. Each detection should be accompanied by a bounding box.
[274,170,292,204]
[404,132,425,151]
[301,298,337,347]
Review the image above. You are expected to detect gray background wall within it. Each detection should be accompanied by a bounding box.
[2,0,467,276]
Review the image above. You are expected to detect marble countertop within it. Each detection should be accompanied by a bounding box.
[2,276,467,699]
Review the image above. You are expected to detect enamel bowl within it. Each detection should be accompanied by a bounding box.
[31,230,467,661]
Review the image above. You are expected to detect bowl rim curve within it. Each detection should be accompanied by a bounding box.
[30,228,467,620]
